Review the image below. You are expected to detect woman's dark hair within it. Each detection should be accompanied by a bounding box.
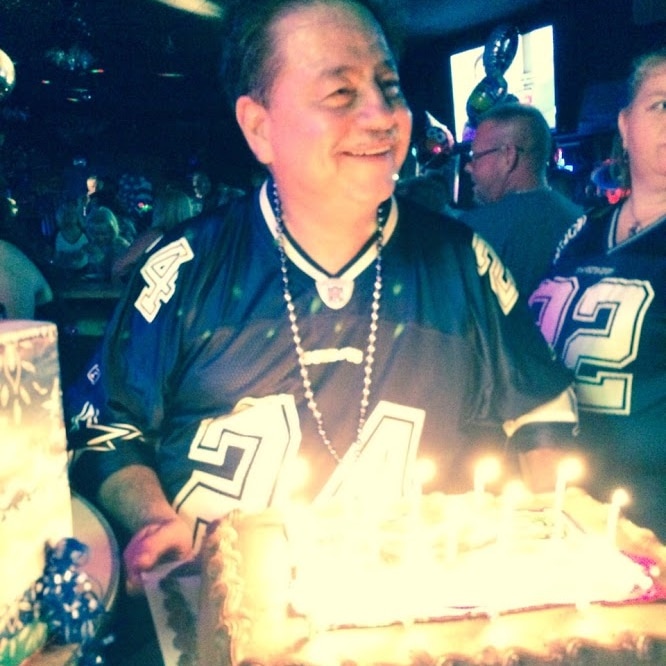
[624,46,666,109]
[151,188,194,231]
[218,0,405,110]
[613,47,666,189]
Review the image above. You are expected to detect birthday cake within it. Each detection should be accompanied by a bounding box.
[0,321,73,666]
[195,489,666,666]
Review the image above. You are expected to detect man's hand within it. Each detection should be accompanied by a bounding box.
[123,516,194,595]
[97,465,196,595]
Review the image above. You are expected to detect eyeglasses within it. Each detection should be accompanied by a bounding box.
[467,144,525,164]
[466,146,503,163]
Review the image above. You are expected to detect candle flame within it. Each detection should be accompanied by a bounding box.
[416,458,436,487]
[611,487,630,507]
[474,456,501,486]
[557,456,584,483]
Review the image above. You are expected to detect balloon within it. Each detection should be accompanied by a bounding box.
[482,24,519,77]
[0,49,16,101]
[415,111,455,170]
[465,74,509,127]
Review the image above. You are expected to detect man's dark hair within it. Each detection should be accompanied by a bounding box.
[219,0,405,110]
[477,102,553,174]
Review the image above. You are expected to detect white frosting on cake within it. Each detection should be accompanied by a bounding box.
[197,489,666,666]
[286,494,654,630]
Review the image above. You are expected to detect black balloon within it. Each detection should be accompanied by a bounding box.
[482,24,519,76]
[465,74,508,127]
[0,49,16,102]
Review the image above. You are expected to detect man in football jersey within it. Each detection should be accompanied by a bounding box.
[461,103,584,298]
[70,0,578,599]
[529,47,666,540]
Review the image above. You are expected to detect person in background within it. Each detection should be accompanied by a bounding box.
[529,47,666,540]
[396,166,460,218]
[547,145,579,203]
[83,205,130,281]
[0,192,53,319]
[461,103,585,297]
[0,239,54,319]
[70,2,578,647]
[53,199,89,272]
[189,170,216,215]
[116,172,153,241]
[0,186,30,256]
[78,174,104,221]
[215,181,246,207]
[112,186,194,281]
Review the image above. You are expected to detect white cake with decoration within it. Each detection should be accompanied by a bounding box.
[193,488,666,666]
[0,321,73,665]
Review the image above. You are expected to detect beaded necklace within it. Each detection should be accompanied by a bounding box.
[270,181,388,463]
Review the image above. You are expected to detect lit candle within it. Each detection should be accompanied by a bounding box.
[415,457,436,496]
[445,512,460,563]
[408,458,436,545]
[474,456,501,500]
[607,488,630,547]
[554,457,583,538]
[500,480,526,548]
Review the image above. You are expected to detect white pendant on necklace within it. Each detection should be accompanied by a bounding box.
[316,277,354,309]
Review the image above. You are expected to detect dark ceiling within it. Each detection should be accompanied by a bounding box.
[404,0,546,36]
[0,0,551,179]
[1,0,226,117]
[0,0,664,184]
[0,0,547,118]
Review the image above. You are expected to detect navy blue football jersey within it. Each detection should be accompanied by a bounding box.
[71,182,574,547]
[529,205,666,536]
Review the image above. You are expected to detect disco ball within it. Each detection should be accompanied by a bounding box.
[0,49,16,101]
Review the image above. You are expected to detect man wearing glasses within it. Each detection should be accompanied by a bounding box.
[461,103,584,297]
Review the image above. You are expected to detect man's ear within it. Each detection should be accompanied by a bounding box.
[505,143,521,172]
[236,95,273,165]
